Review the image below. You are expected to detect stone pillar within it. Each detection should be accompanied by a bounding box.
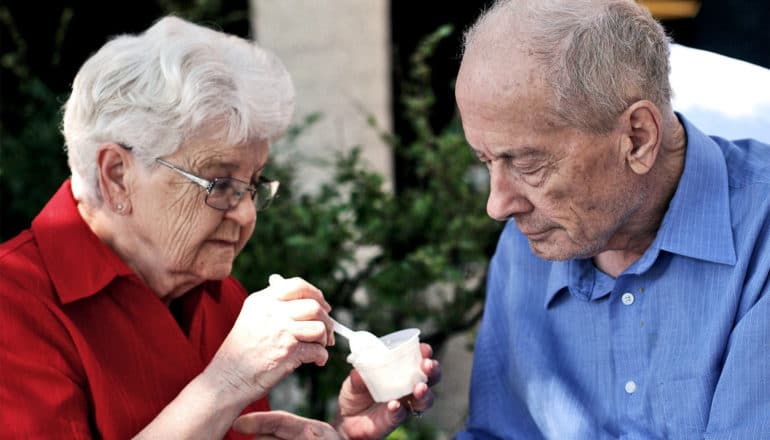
[251,0,393,192]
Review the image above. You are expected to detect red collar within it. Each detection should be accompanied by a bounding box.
[31,180,135,304]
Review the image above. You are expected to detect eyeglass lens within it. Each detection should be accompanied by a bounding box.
[205,178,275,211]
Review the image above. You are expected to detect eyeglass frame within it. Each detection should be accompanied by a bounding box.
[117,143,279,212]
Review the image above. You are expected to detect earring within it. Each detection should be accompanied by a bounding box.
[115,203,124,212]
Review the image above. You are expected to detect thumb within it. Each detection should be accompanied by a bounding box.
[233,411,339,439]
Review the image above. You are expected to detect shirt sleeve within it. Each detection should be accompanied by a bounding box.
[704,275,770,439]
[456,223,532,439]
[0,286,93,439]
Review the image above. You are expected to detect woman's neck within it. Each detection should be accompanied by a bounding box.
[77,201,201,304]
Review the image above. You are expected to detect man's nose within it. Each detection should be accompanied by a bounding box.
[486,166,534,221]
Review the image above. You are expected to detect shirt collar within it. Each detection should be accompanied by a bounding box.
[31,180,135,304]
[544,113,736,308]
[654,113,736,265]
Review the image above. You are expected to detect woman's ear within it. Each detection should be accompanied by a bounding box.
[620,100,662,175]
[96,143,133,214]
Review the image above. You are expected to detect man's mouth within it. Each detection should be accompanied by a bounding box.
[520,227,555,240]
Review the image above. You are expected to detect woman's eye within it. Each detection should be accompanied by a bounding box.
[213,179,236,194]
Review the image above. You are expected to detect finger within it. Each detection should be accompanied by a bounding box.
[233,411,338,439]
[292,320,330,345]
[412,381,430,400]
[281,300,335,342]
[408,384,435,412]
[419,342,433,359]
[385,399,409,425]
[295,341,330,367]
[282,299,333,323]
[346,369,370,395]
[267,276,331,311]
[421,357,442,387]
[233,410,284,435]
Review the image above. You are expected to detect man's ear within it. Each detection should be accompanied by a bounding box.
[96,143,132,214]
[620,100,662,175]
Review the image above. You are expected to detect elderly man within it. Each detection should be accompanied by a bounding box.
[454,0,770,438]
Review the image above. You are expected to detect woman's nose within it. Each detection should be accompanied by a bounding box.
[225,195,257,225]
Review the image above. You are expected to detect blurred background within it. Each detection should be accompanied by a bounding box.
[1,1,768,438]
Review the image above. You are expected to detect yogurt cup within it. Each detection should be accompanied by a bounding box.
[346,328,427,402]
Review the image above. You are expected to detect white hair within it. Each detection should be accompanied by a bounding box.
[63,16,295,205]
[463,0,672,132]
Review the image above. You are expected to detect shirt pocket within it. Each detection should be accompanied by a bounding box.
[653,372,718,438]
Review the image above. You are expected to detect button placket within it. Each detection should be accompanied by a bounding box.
[611,283,645,407]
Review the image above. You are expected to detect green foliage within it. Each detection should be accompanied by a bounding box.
[385,422,440,440]
[0,7,70,236]
[232,24,503,427]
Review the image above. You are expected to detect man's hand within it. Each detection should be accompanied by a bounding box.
[333,343,441,439]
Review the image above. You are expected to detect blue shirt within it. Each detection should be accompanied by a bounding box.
[457,115,770,439]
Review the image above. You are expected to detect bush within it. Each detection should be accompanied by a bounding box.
[233,25,502,429]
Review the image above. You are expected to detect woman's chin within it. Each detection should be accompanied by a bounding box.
[197,260,234,281]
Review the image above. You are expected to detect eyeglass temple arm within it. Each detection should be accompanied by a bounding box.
[155,158,213,191]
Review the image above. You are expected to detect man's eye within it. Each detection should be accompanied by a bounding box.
[520,167,544,176]
[504,156,538,173]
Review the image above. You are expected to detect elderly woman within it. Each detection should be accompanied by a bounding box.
[0,16,438,440]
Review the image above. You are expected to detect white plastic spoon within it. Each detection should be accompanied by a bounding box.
[330,317,389,355]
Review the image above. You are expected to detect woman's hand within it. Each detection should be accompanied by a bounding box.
[206,276,335,404]
[231,343,441,440]
[333,343,441,439]
[233,411,341,439]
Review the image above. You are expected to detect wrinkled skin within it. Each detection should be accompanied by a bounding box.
[454,42,685,276]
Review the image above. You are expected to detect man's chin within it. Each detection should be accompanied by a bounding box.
[528,239,576,261]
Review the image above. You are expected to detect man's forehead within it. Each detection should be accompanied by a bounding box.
[459,54,537,94]
[470,137,551,158]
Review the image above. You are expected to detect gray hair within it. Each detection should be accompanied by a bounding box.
[463,0,672,132]
[63,16,295,205]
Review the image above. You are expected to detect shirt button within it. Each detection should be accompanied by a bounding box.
[621,292,635,305]
[625,380,637,394]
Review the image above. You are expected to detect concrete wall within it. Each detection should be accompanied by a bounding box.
[251,0,393,192]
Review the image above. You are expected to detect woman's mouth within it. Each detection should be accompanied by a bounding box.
[208,239,237,248]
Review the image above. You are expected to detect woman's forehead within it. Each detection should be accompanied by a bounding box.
[180,140,269,170]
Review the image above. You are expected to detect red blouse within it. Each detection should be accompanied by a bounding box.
[0,181,269,439]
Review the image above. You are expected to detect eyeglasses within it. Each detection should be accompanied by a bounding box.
[155,158,279,212]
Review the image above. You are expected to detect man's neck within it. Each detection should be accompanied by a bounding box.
[593,114,688,278]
